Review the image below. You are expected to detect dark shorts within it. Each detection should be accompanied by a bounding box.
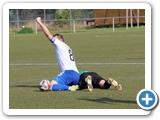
[79,72,105,88]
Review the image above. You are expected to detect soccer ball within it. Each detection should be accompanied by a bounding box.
[39,79,51,91]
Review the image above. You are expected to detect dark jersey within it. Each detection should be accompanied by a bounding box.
[79,72,105,88]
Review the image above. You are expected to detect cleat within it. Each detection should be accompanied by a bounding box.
[108,78,122,90]
[70,85,79,91]
[85,75,93,92]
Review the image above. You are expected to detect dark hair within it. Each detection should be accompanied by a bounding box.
[53,34,64,42]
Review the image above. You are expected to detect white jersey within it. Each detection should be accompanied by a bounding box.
[50,37,78,73]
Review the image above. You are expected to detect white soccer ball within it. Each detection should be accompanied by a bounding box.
[22,26,25,28]
[39,79,51,91]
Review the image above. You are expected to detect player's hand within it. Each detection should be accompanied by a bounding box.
[36,17,42,23]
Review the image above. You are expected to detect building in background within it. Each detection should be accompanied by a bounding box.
[86,9,145,27]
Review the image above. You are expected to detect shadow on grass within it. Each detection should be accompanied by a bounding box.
[10,85,38,88]
[10,85,44,92]
[77,97,137,104]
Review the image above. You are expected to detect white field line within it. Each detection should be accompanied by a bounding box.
[95,35,145,37]
[9,62,145,66]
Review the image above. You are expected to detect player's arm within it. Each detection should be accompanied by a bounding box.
[36,17,53,40]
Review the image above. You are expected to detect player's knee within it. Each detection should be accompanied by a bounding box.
[50,80,58,85]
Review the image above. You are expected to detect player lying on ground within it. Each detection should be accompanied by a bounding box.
[39,79,79,91]
[78,70,122,92]
[38,70,122,92]
[36,17,80,91]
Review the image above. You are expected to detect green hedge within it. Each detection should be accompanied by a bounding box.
[18,27,34,34]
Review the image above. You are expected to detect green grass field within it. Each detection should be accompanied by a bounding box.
[9,28,145,109]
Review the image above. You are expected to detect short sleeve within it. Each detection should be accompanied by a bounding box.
[50,37,55,43]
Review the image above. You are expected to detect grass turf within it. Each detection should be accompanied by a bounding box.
[9,28,145,109]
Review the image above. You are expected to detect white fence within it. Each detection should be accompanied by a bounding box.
[9,16,145,34]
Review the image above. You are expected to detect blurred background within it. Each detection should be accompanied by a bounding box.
[9,9,145,34]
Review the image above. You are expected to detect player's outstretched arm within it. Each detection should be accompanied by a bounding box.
[36,17,53,40]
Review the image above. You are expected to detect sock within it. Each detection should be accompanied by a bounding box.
[107,80,118,86]
[51,84,69,91]
[104,81,111,89]
[85,78,88,83]
[107,80,111,84]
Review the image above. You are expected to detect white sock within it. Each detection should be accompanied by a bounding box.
[85,78,88,83]
[68,87,71,91]
[107,80,111,84]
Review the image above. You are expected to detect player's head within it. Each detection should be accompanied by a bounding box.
[53,34,64,42]
[39,79,51,91]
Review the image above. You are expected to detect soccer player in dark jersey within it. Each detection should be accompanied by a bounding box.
[78,70,122,92]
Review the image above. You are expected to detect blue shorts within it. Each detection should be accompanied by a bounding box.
[52,70,80,86]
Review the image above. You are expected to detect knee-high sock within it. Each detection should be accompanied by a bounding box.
[51,84,69,91]
[104,81,111,89]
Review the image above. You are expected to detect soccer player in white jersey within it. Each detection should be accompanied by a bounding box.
[36,17,79,91]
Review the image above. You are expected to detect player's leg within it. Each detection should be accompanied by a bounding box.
[78,72,93,92]
[97,77,122,90]
[89,72,111,89]
[81,72,112,90]
[50,83,69,91]
[99,80,111,89]
[85,75,93,92]
[64,70,80,91]
[50,79,79,91]
[78,73,88,89]
[50,72,71,91]
[50,70,80,91]
[90,72,122,90]
[65,70,80,85]
[50,78,70,91]
[108,78,122,90]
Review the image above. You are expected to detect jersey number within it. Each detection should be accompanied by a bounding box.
[69,49,75,61]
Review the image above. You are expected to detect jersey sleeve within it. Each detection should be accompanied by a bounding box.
[50,37,56,43]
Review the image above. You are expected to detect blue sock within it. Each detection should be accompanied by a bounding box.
[51,84,69,91]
